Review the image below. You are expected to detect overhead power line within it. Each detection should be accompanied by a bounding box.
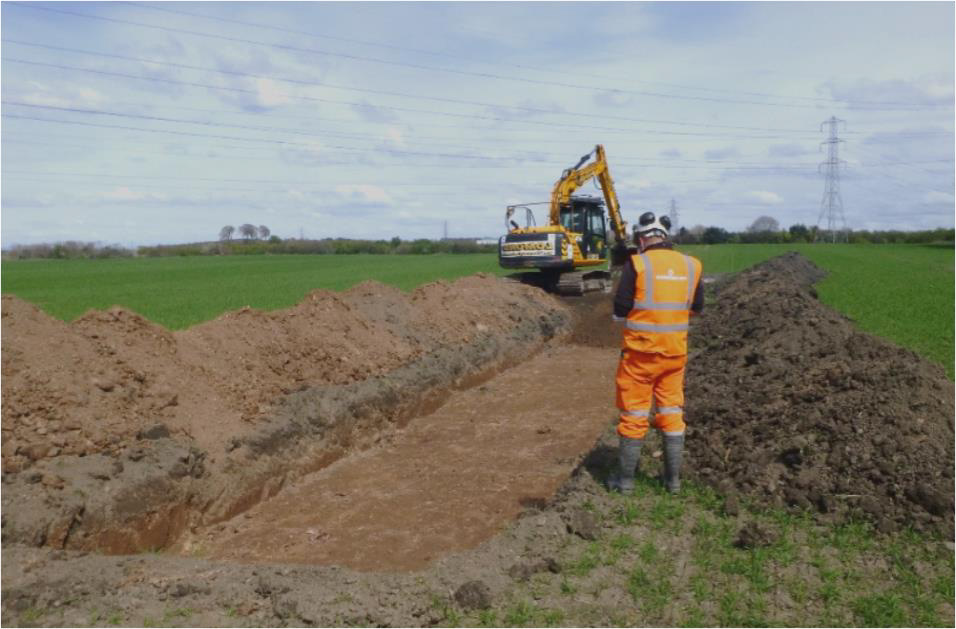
[0,58,799,140]
[0,110,542,163]
[1,99,491,149]
[8,2,950,112]
[2,105,829,171]
[0,133,793,167]
[3,101,837,168]
[4,39,834,135]
[117,0,914,109]
[5,108,944,176]
[0,59,821,140]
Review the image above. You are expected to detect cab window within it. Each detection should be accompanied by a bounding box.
[588,210,606,236]
[559,207,586,233]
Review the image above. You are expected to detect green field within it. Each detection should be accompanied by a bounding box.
[0,254,503,331]
[2,244,953,377]
[683,243,955,378]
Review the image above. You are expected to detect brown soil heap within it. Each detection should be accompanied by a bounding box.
[1,275,564,473]
[1,275,571,551]
[685,252,955,536]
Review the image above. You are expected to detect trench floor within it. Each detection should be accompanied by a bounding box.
[184,344,618,572]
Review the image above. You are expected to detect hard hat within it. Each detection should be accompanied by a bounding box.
[634,211,671,238]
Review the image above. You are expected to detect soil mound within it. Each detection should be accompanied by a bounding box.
[2,273,574,552]
[685,252,954,536]
[1,274,565,475]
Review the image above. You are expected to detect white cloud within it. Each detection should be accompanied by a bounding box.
[625,179,656,192]
[823,76,954,110]
[922,190,955,204]
[13,81,106,109]
[704,146,741,160]
[102,187,166,202]
[254,78,291,108]
[768,143,811,158]
[383,127,406,148]
[593,90,636,108]
[334,184,393,204]
[351,101,398,123]
[746,190,784,205]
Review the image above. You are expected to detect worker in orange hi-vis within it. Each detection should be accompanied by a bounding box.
[608,211,703,494]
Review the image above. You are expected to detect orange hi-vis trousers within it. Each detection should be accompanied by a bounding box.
[616,349,687,439]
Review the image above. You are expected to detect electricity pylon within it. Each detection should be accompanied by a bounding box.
[815,116,849,243]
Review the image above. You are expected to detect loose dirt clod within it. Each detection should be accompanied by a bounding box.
[685,252,955,536]
[565,507,601,540]
[454,580,492,610]
[734,521,779,549]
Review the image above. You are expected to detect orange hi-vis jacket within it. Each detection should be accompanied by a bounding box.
[623,249,703,357]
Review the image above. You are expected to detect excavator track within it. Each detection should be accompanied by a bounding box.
[554,271,611,296]
[504,270,613,296]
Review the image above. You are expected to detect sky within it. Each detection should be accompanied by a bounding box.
[1,1,954,247]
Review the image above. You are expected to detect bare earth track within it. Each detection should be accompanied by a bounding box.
[1,254,953,626]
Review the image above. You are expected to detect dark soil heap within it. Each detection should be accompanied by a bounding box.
[685,252,954,536]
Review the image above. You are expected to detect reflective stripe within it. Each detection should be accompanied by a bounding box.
[633,252,690,310]
[684,255,696,307]
[656,406,683,415]
[633,299,686,310]
[625,321,689,333]
[662,430,685,436]
[621,409,649,417]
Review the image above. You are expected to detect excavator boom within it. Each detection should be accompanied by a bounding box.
[549,145,628,247]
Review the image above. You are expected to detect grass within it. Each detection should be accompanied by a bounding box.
[464,472,954,628]
[19,607,45,622]
[683,243,955,378]
[2,244,952,376]
[0,253,505,330]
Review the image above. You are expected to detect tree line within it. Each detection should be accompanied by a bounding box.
[136,237,495,257]
[3,218,953,260]
[672,215,955,245]
[219,224,274,242]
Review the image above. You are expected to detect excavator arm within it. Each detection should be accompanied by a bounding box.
[549,145,628,248]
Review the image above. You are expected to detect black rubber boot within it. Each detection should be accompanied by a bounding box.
[662,434,684,493]
[607,436,643,494]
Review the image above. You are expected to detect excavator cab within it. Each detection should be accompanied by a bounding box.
[559,196,607,260]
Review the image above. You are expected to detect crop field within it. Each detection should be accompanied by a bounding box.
[3,244,952,377]
[0,253,503,331]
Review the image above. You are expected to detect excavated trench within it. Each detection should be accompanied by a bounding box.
[3,254,953,577]
[1,275,616,563]
[3,253,955,628]
[180,342,618,571]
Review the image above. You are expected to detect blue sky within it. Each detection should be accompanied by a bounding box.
[1,1,953,247]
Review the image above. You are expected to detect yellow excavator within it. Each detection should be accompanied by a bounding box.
[498,144,631,295]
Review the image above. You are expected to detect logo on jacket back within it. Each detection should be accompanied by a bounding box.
[656,268,687,281]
